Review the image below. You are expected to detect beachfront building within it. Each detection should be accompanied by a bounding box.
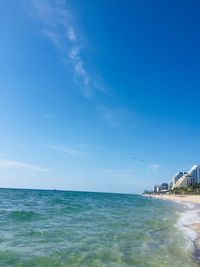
[153,185,160,193]
[169,172,187,189]
[172,165,200,188]
[168,181,173,190]
[173,172,187,184]
[189,165,200,184]
[153,183,169,193]
[160,183,168,192]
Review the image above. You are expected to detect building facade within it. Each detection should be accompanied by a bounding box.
[173,165,200,188]
[188,165,200,185]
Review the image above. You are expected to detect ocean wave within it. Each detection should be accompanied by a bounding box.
[49,198,67,205]
[0,190,198,266]
[9,210,40,221]
[180,206,200,226]
[177,202,200,258]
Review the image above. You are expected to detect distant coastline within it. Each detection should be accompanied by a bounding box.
[146,194,200,204]
[144,164,200,197]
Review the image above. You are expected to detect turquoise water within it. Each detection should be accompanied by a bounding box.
[0,189,197,266]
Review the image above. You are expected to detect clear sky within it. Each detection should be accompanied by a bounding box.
[0,0,200,193]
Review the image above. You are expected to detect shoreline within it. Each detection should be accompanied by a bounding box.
[150,194,200,204]
[150,194,200,265]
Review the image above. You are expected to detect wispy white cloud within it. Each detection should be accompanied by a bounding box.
[43,30,62,48]
[31,0,105,98]
[31,0,72,27]
[30,1,132,128]
[67,26,76,41]
[68,46,91,97]
[43,144,90,156]
[149,163,161,171]
[0,159,49,172]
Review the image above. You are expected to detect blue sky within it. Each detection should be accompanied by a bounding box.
[0,0,200,193]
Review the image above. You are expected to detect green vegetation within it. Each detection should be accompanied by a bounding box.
[169,184,200,195]
[144,184,200,195]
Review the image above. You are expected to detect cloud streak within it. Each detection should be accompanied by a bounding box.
[43,144,90,156]
[30,1,128,127]
[0,159,49,172]
[149,163,161,171]
[31,0,104,98]
[67,27,76,41]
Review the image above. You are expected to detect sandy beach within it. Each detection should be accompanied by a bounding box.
[151,194,200,204]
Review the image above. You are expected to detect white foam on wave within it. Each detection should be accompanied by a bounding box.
[177,202,200,251]
[184,202,196,209]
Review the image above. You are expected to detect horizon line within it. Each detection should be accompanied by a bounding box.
[0,187,139,196]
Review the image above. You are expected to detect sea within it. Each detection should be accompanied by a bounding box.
[0,188,199,267]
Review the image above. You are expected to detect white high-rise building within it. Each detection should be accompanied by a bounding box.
[188,165,200,185]
[169,172,186,189]
[173,165,200,188]
[173,172,185,185]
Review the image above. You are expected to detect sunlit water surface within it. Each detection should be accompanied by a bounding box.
[0,189,197,266]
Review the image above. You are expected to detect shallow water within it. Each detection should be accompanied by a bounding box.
[0,189,197,266]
